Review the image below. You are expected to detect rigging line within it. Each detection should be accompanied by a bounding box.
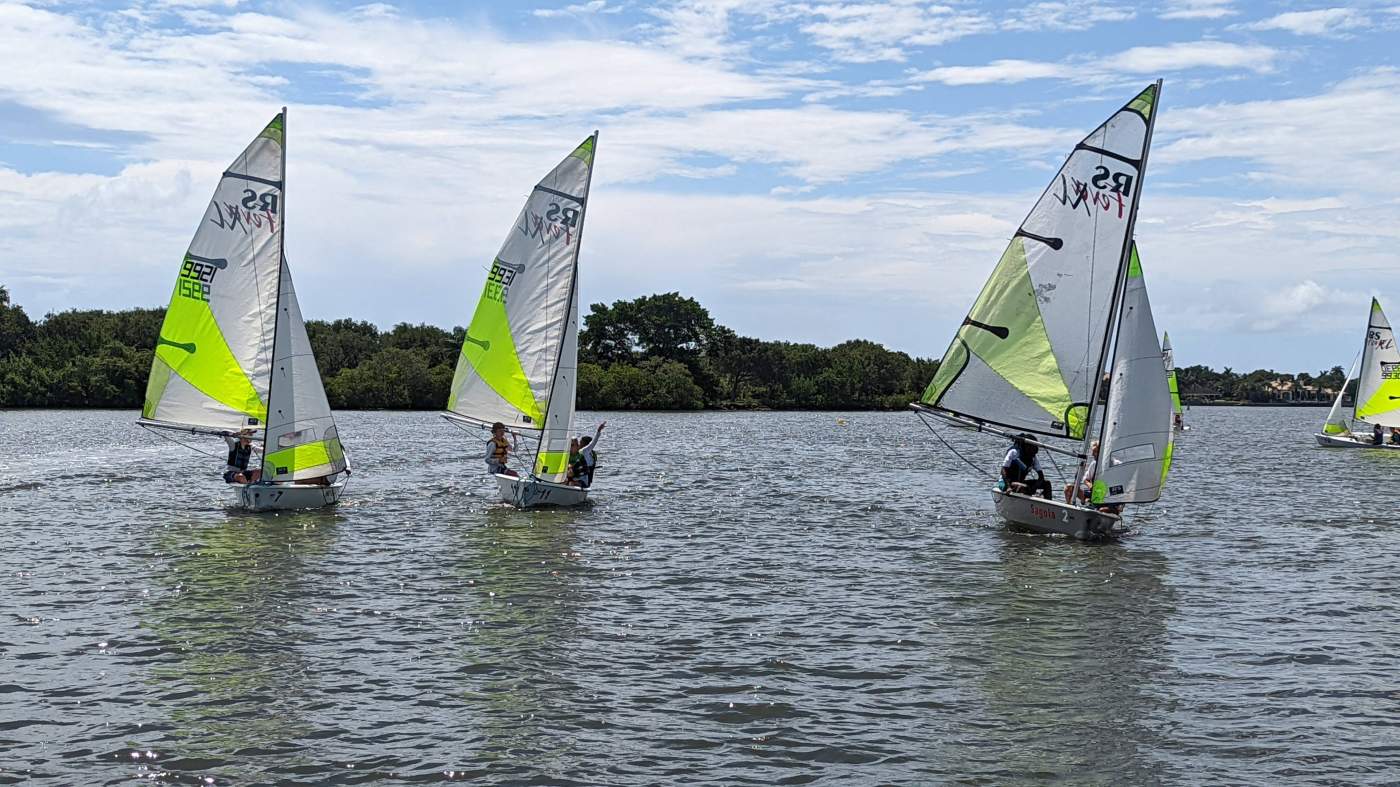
[916,411,995,481]
[140,423,226,460]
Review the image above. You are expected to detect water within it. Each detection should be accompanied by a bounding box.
[2,407,1398,785]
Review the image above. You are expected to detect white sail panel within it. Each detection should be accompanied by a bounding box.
[1355,298,1400,427]
[1097,247,1172,504]
[447,136,596,433]
[533,284,580,483]
[142,114,285,432]
[921,84,1158,440]
[260,258,347,482]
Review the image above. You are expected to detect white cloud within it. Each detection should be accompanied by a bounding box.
[1157,69,1400,193]
[914,59,1073,85]
[796,2,992,63]
[912,41,1276,86]
[1157,0,1236,20]
[1243,8,1367,36]
[1250,280,1363,332]
[1111,41,1277,73]
[1002,1,1135,32]
[532,1,622,19]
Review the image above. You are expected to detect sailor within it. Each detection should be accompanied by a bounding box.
[1391,427,1400,446]
[485,422,519,477]
[1064,440,1099,504]
[1001,434,1052,500]
[1374,423,1385,445]
[220,428,261,484]
[569,421,605,488]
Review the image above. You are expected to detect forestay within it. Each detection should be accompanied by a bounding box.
[261,258,347,482]
[1355,298,1400,427]
[142,114,285,433]
[1095,245,1172,504]
[447,135,597,482]
[920,84,1158,440]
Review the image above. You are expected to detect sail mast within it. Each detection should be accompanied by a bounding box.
[1080,80,1162,478]
[263,105,289,460]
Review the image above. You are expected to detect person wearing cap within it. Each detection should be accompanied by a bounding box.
[484,422,519,477]
[220,428,262,484]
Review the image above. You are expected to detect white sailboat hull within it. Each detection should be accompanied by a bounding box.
[493,473,589,508]
[991,488,1122,540]
[233,479,346,511]
[1314,432,1400,450]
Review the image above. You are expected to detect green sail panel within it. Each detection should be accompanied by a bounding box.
[447,133,597,482]
[141,113,285,431]
[1355,298,1400,427]
[922,84,1158,439]
[922,237,1080,436]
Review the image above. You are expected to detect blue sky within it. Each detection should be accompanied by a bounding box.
[2,0,1399,372]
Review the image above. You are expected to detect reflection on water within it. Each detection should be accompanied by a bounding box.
[1,407,1399,784]
[138,511,340,780]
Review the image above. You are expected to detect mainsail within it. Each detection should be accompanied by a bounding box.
[1354,298,1400,427]
[1095,244,1172,504]
[142,114,285,432]
[1162,332,1183,418]
[920,83,1160,440]
[142,110,347,481]
[447,134,597,482]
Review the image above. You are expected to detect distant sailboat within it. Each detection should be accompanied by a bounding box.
[443,134,598,507]
[1162,332,1186,430]
[912,83,1170,539]
[1315,298,1400,449]
[137,110,350,511]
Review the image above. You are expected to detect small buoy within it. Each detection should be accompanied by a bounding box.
[836,418,848,427]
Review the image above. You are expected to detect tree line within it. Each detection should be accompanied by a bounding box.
[0,287,935,410]
[0,284,1351,410]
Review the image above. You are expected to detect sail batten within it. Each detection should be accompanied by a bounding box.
[921,83,1160,441]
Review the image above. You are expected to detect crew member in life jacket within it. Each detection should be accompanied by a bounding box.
[567,421,605,488]
[1000,433,1051,499]
[220,428,262,484]
[485,422,519,477]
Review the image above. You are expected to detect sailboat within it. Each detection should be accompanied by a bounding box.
[1315,298,1400,449]
[137,110,350,511]
[1163,332,1186,430]
[911,83,1172,539]
[443,133,598,508]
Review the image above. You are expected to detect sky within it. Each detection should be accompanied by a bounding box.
[2,0,1399,372]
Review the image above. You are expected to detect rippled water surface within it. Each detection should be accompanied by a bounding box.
[3,407,1399,785]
